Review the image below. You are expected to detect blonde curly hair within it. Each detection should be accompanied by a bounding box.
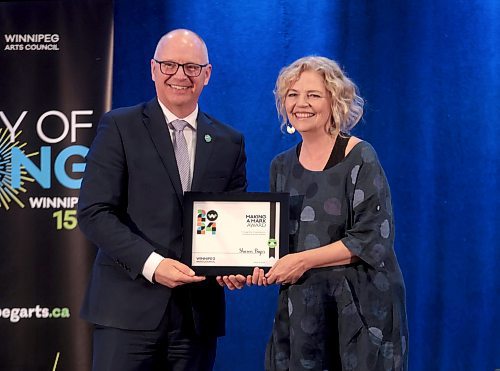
[274,56,364,135]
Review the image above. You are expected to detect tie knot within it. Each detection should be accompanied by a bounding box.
[171,119,189,131]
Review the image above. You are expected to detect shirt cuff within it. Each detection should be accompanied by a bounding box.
[142,252,164,283]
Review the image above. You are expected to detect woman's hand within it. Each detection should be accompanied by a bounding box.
[215,274,246,290]
[247,267,267,286]
[216,267,267,289]
[265,253,308,285]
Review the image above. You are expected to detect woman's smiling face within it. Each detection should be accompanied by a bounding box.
[285,70,332,136]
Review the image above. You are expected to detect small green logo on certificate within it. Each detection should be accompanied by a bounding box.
[268,238,277,258]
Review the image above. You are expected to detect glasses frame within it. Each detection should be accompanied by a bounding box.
[154,59,209,77]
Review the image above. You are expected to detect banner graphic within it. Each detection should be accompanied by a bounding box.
[0,1,113,369]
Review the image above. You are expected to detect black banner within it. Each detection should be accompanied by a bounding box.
[0,1,113,369]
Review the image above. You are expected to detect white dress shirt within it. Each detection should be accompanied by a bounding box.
[142,99,198,283]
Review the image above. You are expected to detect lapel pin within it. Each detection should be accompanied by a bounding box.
[204,134,212,143]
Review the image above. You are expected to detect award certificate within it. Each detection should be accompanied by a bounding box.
[183,192,289,275]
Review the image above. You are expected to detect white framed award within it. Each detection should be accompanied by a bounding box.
[182,192,289,275]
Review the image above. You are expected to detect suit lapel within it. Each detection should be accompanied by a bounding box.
[191,112,216,191]
[142,98,184,202]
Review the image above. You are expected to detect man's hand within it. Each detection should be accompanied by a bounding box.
[153,258,205,288]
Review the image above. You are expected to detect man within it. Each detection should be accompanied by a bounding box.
[77,29,247,371]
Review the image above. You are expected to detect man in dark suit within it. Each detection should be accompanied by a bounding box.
[77,29,247,371]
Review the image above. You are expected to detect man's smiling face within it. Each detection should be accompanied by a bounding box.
[151,30,211,118]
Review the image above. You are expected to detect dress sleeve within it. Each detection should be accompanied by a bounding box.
[341,143,395,270]
[269,157,277,192]
[269,154,286,193]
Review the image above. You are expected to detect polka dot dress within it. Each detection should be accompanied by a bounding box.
[265,141,408,371]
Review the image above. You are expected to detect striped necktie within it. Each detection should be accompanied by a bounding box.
[170,119,191,192]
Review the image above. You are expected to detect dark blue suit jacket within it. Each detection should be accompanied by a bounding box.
[77,98,247,336]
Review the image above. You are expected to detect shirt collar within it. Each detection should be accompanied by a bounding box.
[157,98,198,130]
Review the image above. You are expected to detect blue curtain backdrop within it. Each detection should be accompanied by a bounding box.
[112,1,499,370]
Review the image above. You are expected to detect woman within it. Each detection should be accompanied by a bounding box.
[264,56,408,371]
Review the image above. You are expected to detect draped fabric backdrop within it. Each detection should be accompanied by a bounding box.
[78,0,496,370]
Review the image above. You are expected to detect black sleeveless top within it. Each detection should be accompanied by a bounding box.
[296,133,351,170]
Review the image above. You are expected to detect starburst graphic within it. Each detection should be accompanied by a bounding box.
[0,128,37,210]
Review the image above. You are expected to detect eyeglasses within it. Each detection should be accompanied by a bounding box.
[154,59,209,77]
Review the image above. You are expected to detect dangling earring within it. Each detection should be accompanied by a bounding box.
[286,123,296,134]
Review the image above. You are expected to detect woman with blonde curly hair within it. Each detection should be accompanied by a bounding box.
[264,56,408,370]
